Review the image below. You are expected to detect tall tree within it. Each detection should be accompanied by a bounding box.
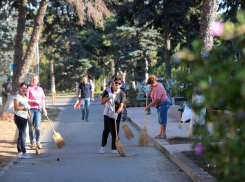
[188,0,217,138]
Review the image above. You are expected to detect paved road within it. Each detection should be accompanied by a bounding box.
[0,98,192,182]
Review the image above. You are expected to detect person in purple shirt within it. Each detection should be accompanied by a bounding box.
[144,75,170,139]
[77,75,94,122]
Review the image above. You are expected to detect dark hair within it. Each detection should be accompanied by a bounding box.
[19,82,28,96]
[82,75,87,78]
[20,82,28,88]
[7,79,11,81]
[114,76,122,82]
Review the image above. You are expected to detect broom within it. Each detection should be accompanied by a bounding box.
[120,120,134,140]
[138,95,149,146]
[113,98,126,157]
[28,110,41,155]
[45,115,66,149]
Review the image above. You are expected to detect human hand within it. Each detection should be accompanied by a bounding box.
[113,113,118,120]
[43,108,47,116]
[144,107,148,112]
[35,100,41,105]
[25,103,31,110]
[109,93,116,100]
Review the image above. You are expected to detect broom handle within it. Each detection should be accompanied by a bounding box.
[113,98,118,137]
[46,115,56,134]
[144,96,148,127]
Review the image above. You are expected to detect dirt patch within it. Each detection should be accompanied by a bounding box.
[182,151,217,178]
[166,137,193,144]
[0,106,61,171]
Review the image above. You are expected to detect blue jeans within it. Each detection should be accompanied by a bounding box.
[156,99,170,125]
[81,97,90,120]
[28,109,42,144]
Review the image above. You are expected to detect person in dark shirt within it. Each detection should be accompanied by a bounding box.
[99,76,125,154]
[77,75,94,122]
[2,79,11,110]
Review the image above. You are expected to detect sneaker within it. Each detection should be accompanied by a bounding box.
[99,147,105,154]
[17,154,23,158]
[111,150,118,154]
[22,153,32,159]
[85,120,89,122]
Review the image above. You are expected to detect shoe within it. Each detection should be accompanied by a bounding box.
[17,154,23,158]
[154,135,161,139]
[22,153,32,159]
[111,150,118,154]
[30,144,35,150]
[36,142,42,149]
[99,147,105,154]
[82,115,84,120]
[85,120,89,122]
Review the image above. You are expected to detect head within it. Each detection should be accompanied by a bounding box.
[31,75,39,86]
[19,82,28,95]
[6,79,11,84]
[147,75,157,87]
[82,75,88,83]
[113,76,123,89]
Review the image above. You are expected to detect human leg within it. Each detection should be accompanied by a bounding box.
[157,100,170,137]
[85,98,90,121]
[14,115,27,153]
[102,115,112,147]
[81,99,85,120]
[34,109,42,143]
[28,109,35,145]
[2,96,7,110]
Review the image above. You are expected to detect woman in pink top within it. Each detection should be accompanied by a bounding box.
[27,75,47,149]
[144,75,170,139]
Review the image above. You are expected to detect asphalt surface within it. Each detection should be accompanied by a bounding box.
[0,98,192,182]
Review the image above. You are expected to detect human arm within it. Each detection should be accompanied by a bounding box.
[77,88,80,100]
[100,95,110,105]
[14,99,30,111]
[91,89,94,101]
[2,87,10,96]
[42,99,47,116]
[144,98,160,111]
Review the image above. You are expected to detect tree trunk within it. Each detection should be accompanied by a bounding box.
[12,0,50,94]
[131,69,136,89]
[110,59,115,79]
[119,68,127,83]
[11,0,27,94]
[164,0,171,78]
[50,60,56,94]
[144,53,149,84]
[188,0,217,139]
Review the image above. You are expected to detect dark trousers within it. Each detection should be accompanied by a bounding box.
[102,114,121,150]
[14,114,27,153]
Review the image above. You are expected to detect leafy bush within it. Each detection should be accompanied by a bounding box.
[177,11,245,181]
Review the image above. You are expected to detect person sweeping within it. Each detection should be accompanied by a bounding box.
[99,76,125,154]
[14,83,32,159]
[144,75,170,139]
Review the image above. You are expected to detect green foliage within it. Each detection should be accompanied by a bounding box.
[177,11,245,181]
[0,5,31,77]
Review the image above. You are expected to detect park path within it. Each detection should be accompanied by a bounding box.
[0,97,191,182]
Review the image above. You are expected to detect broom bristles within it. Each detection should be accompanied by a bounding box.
[138,126,149,146]
[53,132,66,149]
[122,124,134,140]
[116,138,126,157]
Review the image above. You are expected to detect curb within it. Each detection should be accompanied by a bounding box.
[127,117,216,182]
[0,157,19,178]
